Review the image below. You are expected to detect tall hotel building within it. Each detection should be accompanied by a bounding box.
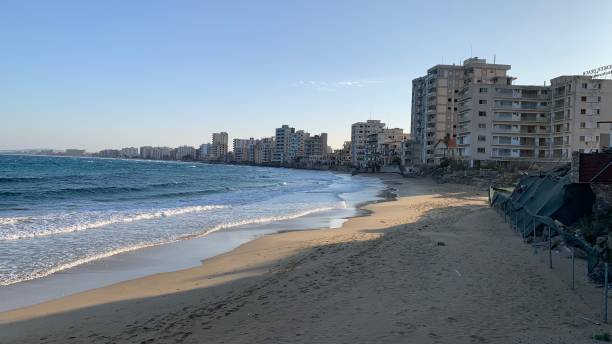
[411,58,612,166]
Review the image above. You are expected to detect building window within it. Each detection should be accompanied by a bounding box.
[581,96,587,102]
[598,96,602,102]
[478,135,486,142]
[478,99,487,105]
[479,88,488,93]
[479,111,487,117]
[477,147,486,153]
[580,122,586,128]
[597,109,601,115]
[582,83,588,89]
[581,109,586,115]
[579,136,585,142]
[478,123,486,128]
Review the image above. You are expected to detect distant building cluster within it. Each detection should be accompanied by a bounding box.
[18,57,611,172]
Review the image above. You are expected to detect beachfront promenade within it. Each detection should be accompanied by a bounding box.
[0,175,606,343]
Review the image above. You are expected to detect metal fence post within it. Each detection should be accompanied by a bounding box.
[571,248,575,290]
[533,219,537,255]
[604,262,609,323]
[548,225,552,269]
[515,214,519,234]
[504,203,507,222]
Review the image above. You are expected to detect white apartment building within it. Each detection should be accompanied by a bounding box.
[412,58,612,166]
[456,80,551,165]
[454,75,612,166]
[273,125,295,164]
[151,147,172,160]
[120,147,139,158]
[288,130,308,162]
[198,143,211,160]
[351,120,386,167]
[139,146,154,159]
[233,138,256,163]
[175,146,197,160]
[411,58,511,164]
[550,76,612,159]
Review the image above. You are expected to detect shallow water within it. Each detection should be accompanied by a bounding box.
[0,155,383,291]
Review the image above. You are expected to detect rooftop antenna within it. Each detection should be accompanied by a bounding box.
[470,45,473,58]
[494,54,496,64]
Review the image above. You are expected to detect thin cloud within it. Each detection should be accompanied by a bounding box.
[335,80,382,88]
[295,79,382,91]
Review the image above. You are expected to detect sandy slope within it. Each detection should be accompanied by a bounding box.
[0,175,607,343]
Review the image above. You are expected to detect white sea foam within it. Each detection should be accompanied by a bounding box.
[0,205,227,241]
[0,205,341,286]
[0,241,168,286]
[0,217,24,226]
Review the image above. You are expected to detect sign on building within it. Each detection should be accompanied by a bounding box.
[583,64,612,79]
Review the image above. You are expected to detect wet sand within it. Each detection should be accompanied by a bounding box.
[0,175,607,343]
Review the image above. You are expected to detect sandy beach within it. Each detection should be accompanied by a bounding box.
[0,175,607,343]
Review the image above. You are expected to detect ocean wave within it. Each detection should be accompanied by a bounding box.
[180,205,340,241]
[0,241,167,286]
[0,205,228,241]
[0,205,340,286]
[0,176,44,183]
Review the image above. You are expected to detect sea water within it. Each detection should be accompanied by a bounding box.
[0,155,383,288]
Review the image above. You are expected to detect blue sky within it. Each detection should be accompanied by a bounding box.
[1,0,611,151]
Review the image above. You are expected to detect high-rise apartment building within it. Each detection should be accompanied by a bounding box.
[120,147,139,158]
[139,146,154,159]
[151,147,172,160]
[288,130,308,162]
[550,76,612,159]
[211,132,229,161]
[198,143,211,160]
[233,138,256,163]
[351,120,386,167]
[273,125,295,164]
[411,58,511,164]
[254,137,275,164]
[456,80,551,166]
[450,72,612,166]
[175,146,197,160]
[305,133,328,157]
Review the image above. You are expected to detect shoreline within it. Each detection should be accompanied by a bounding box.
[1,175,605,343]
[0,173,385,313]
[0,174,394,322]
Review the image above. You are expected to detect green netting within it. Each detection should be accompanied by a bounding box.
[489,166,599,274]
